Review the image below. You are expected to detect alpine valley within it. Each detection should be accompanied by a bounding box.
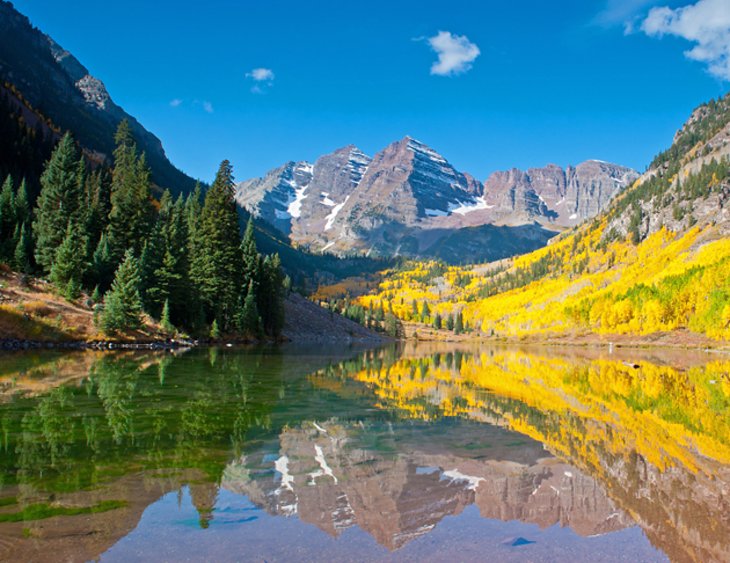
[1,1,730,562]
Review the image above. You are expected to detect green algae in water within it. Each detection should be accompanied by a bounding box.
[0,499,127,522]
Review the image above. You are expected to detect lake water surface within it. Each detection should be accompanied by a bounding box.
[0,343,728,562]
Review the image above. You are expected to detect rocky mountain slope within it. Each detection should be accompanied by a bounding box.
[603,95,730,243]
[0,0,197,195]
[235,137,636,263]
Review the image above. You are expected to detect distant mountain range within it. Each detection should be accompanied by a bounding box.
[235,137,637,262]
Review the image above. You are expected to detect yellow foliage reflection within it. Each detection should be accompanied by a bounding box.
[333,350,730,475]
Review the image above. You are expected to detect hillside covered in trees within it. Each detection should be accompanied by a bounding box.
[354,94,730,344]
[1,121,288,340]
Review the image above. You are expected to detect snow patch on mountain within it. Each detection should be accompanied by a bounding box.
[407,137,447,164]
[287,185,308,218]
[450,196,494,215]
[325,196,350,231]
[347,148,371,186]
[284,162,314,219]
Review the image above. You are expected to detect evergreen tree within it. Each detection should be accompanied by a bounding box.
[160,299,175,334]
[162,194,192,328]
[139,219,166,315]
[34,133,84,272]
[433,313,442,330]
[420,301,430,323]
[138,191,191,325]
[107,121,154,264]
[101,250,143,333]
[190,160,244,330]
[240,217,260,290]
[258,253,285,337]
[185,182,203,242]
[445,314,454,331]
[91,285,102,304]
[13,179,29,228]
[83,169,111,246]
[454,311,464,335]
[89,233,115,291]
[237,280,262,336]
[50,224,87,299]
[385,313,400,337]
[13,222,33,273]
[0,175,16,261]
[184,184,204,331]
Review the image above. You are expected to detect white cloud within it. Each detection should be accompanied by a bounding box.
[170,98,183,108]
[202,101,214,113]
[426,31,480,76]
[247,67,275,81]
[640,0,730,80]
[246,67,275,93]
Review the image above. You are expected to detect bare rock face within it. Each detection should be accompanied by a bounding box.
[342,137,482,227]
[235,161,313,235]
[74,74,111,110]
[484,161,638,226]
[290,145,370,242]
[235,136,636,262]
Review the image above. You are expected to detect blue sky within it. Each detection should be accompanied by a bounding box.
[13,0,730,183]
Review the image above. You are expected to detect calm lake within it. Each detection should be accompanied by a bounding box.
[0,343,728,562]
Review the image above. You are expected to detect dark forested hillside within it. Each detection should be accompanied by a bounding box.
[0,83,58,200]
[0,0,197,196]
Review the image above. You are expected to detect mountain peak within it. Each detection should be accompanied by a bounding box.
[235,137,636,262]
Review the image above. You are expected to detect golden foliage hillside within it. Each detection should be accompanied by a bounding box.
[357,219,730,341]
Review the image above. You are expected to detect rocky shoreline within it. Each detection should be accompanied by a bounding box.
[0,338,197,351]
[0,331,388,352]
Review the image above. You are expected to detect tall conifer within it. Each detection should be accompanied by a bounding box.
[107,121,154,263]
[0,176,15,261]
[13,222,33,273]
[190,160,244,330]
[101,249,143,333]
[34,133,83,272]
[50,224,87,299]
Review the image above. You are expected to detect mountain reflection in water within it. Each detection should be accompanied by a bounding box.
[0,344,727,562]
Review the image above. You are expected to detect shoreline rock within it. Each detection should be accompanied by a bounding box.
[0,338,197,352]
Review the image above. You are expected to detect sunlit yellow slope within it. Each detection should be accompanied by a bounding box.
[359,223,730,340]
